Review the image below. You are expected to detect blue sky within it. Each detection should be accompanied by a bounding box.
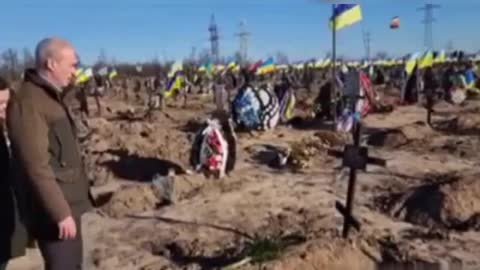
[1,0,478,64]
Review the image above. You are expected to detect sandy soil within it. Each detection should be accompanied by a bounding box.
[7,89,480,270]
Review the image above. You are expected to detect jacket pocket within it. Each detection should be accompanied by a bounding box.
[48,118,82,172]
[55,167,89,205]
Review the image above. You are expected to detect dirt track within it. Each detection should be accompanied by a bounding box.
[7,90,480,270]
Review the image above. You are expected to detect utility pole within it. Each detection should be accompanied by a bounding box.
[362,30,371,61]
[235,20,250,65]
[418,3,441,50]
[209,14,220,64]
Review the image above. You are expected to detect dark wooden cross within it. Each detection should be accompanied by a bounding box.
[425,89,435,126]
[328,69,387,238]
[426,102,433,126]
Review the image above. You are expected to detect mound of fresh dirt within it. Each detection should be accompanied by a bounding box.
[247,132,345,172]
[434,113,480,135]
[367,129,408,148]
[428,137,480,159]
[454,114,479,131]
[313,130,350,146]
[102,185,163,218]
[288,137,333,172]
[367,121,432,149]
[377,173,480,231]
[261,238,376,270]
[79,111,192,187]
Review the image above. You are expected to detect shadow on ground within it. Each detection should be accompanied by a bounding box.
[101,149,186,182]
[288,116,335,131]
[431,117,480,136]
[165,242,243,270]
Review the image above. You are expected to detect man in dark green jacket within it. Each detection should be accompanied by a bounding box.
[7,37,92,270]
[0,76,27,270]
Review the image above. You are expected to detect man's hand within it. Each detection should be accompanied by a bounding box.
[58,216,77,240]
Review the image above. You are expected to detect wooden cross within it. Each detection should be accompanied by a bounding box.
[328,69,387,238]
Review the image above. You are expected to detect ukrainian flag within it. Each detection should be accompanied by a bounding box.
[433,50,446,64]
[199,59,213,74]
[249,60,264,73]
[225,57,237,71]
[405,52,420,75]
[75,68,83,78]
[75,67,93,85]
[322,58,331,68]
[165,71,184,98]
[227,61,237,70]
[257,57,276,75]
[168,61,183,77]
[215,65,226,72]
[418,51,434,69]
[314,59,324,68]
[330,4,363,31]
[109,69,118,79]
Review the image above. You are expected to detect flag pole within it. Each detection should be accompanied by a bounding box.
[331,4,337,125]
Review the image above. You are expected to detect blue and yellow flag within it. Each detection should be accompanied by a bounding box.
[75,68,84,78]
[418,51,434,69]
[215,65,226,72]
[199,59,213,74]
[165,71,184,98]
[108,69,118,79]
[405,52,420,75]
[75,67,93,85]
[433,50,446,64]
[227,60,238,70]
[257,57,276,75]
[168,61,183,78]
[329,4,362,31]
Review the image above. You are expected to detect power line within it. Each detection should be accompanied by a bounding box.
[418,3,441,50]
[362,30,371,61]
[209,14,220,63]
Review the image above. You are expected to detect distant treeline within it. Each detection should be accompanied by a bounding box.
[0,47,296,81]
[0,47,201,81]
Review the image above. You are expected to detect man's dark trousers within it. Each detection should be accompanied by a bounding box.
[36,217,83,270]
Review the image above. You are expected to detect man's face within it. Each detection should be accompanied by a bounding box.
[49,47,78,88]
[0,89,10,121]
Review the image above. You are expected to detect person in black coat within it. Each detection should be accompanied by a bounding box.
[0,76,28,270]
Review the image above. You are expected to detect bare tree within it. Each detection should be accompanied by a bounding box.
[197,49,210,65]
[96,48,108,67]
[0,63,7,80]
[22,48,35,69]
[110,57,118,67]
[189,46,197,64]
[151,55,162,75]
[446,40,454,53]
[1,48,20,80]
[375,51,389,60]
[276,51,289,65]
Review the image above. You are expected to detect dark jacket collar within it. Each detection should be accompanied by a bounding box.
[23,69,63,101]
[22,69,77,133]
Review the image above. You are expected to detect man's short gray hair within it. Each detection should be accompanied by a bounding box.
[35,38,54,69]
[34,37,72,70]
